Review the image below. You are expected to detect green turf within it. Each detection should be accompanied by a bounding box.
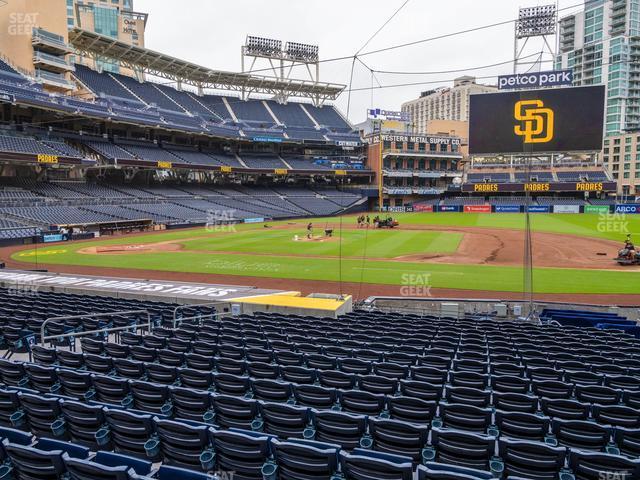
[11,213,640,295]
[180,229,461,258]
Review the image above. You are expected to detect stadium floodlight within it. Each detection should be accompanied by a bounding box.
[245,36,283,58]
[516,5,557,38]
[284,41,319,63]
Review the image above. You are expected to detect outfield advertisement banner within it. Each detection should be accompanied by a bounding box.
[528,206,550,213]
[495,205,522,213]
[43,233,64,242]
[464,205,491,213]
[244,218,265,223]
[413,204,434,212]
[553,205,581,214]
[614,204,640,214]
[469,85,605,154]
[584,205,611,214]
[438,205,462,212]
[382,206,414,213]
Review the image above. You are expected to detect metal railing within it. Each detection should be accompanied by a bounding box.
[40,309,151,346]
[172,301,236,329]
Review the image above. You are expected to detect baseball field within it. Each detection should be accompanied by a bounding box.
[4,212,639,301]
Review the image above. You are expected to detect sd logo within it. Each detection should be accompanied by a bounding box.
[514,100,554,144]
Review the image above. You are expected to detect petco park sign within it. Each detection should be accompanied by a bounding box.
[498,70,573,90]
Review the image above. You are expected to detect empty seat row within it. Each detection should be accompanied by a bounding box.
[1,391,639,480]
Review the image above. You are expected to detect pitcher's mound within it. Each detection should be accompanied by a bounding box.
[293,235,336,243]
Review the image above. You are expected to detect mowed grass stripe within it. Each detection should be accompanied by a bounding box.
[182,229,460,258]
[13,248,638,294]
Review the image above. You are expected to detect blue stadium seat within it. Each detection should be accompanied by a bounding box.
[57,369,94,399]
[368,417,430,463]
[292,384,337,410]
[170,387,213,423]
[3,437,89,480]
[435,403,493,433]
[568,450,640,480]
[495,411,551,442]
[211,394,260,430]
[208,428,272,479]
[387,396,437,424]
[103,408,155,459]
[63,450,152,480]
[613,427,640,458]
[498,437,567,480]
[152,418,211,470]
[339,390,386,416]
[17,393,66,440]
[427,428,498,472]
[417,462,494,479]
[312,410,368,450]
[130,381,172,414]
[60,400,107,449]
[550,418,615,452]
[259,402,311,439]
[268,438,340,480]
[339,449,413,480]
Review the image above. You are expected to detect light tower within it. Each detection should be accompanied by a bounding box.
[241,35,321,104]
[513,4,558,74]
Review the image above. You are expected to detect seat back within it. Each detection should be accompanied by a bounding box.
[60,400,106,449]
[270,438,339,480]
[104,408,154,459]
[313,410,367,450]
[154,418,210,470]
[569,450,640,480]
[368,417,430,463]
[339,449,413,480]
[498,437,566,480]
[417,462,494,479]
[209,429,271,479]
[429,428,495,472]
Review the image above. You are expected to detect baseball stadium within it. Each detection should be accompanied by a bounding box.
[0,1,639,480]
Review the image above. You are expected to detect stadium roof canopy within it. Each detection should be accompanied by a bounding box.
[68,28,345,105]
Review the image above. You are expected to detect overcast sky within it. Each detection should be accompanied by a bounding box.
[135,0,583,124]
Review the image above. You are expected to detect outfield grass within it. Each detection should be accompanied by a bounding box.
[180,229,462,258]
[11,213,640,295]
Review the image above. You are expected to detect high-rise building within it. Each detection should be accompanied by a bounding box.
[67,0,146,75]
[0,0,147,91]
[401,76,497,134]
[556,0,640,195]
[556,0,640,136]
